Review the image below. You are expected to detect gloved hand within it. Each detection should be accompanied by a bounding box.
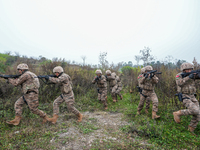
[189,73,195,79]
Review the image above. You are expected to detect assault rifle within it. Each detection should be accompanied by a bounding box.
[143,70,162,79]
[36,75,57,84]
[0,74,21,79]
[181,69,200,78]
[95,76,101,81]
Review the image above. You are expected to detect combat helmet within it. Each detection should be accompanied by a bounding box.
[17,63,29,70]
[140,68,145,74]
[53,66,64,73]
[145,65,153,71]
[106,70,111,75]
[181,62,193,71]
[95,69,102,74]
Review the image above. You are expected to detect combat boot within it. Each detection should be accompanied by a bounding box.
[152,111,160,119]
[42,115,50,124]
[113,96,116,103]
[145,109,149,114]
[188,125,195,133]
[6,116,21,126]
[77,113,83,122]
[120,95,123,100]
[48,114,59,124]
[173,110,182,123]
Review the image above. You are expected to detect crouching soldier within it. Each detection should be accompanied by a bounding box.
[105,70,118,102]
[92,69,108,110]
[6,63,49,125]
[137,67,151,114]
[47,66,83,124]
[138,66,160,119]
[173,62,200,133]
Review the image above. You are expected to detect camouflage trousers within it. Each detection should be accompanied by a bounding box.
[53,92,80,115]
[181,94,200,128]
[98,88,107,107]
[116,86,122,97]
[110,85,118,97]
[137,90,158,112]
[15,92,46,118]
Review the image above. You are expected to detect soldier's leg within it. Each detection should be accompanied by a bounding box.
[98,93,101,101]
[145,96,150,114]
[145,96,151,110]
[137,94,146,114]
[48,96,65,124]
[116,87,123,100]
[186,97,200,130]
[53,96,65,115]
[6,96,24,125]
[25,93,46,118]
[150,92,160,119]
[66,98,82,122]
[101,89,108,109]
[111,85,118,102]
[15,96,25,117]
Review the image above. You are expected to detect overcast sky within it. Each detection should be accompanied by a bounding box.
[0,0,200,65]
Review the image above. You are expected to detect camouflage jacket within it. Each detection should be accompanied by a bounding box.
[9,71,40,94]
[116,75,122,87]
[137,73,143,88]
[49,73,73,94]
[106,73,117,87]
[92,75,107,89]
[176,72,196,94]
[138,75,159,91]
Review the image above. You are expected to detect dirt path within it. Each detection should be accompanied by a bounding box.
[50,111,150,150]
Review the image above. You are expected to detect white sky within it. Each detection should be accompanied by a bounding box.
[0,0,200,65]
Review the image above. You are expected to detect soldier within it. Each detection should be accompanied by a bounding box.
[138,66,160,119]
[6,63,49,125]
[47,66,83,124]
[105,70,118,102]
[92,69,108,109]
[173,62,200,133]
[114,73,123,100]
[137,67,151,115]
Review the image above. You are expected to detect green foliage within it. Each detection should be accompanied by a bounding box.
[121,66,134,75]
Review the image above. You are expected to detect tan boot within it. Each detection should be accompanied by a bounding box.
[152,111,160,119]
[188,126,195,132]
[48,114,59,124]
[173,110,182,123]
[77,113,83,122]
[113,96,116,103]
[42,115,50,124]
[145,109,149,114]
[6,116,21,126]
[137,111,140,115]
[105,106,108,110]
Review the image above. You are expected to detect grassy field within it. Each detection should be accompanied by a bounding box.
[1,88,200,149]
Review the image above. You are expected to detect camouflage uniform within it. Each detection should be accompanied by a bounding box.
[175,72,200,129]
[115,75,123,98]
[49,73,80,115]
[137,73,151,112]
[92,75,107,107]
[106,72,118,99]
[138,73,159,113]
[9,71,46,118]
